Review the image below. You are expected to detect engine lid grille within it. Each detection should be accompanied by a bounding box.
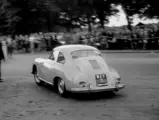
[89,60,100,69]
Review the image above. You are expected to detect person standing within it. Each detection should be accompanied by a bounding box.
[29,34,36,53]
[1,37,8,60]
[7,35,14,58]
[0,40,5,82]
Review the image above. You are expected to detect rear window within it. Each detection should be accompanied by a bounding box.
[70,49,102,59]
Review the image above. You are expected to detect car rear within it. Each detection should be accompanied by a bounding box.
[70,54,125,93]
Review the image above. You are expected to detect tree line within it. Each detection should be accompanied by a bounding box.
[0,0,158,35]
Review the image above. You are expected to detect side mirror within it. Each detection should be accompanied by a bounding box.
[59,60,65,64]
[49,57,54,61]
[49,53,54,60]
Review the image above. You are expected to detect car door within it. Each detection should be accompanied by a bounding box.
[46,51,66,84]
[40,50,59,84]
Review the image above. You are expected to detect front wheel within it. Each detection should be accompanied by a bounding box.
[57,78,67,97]
[34,72,44,86]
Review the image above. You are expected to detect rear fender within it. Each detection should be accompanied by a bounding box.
[54,68,73,91]
[32,58,45,76]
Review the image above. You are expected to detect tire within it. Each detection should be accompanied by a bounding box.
[57,78,67,97]
[33,69,44,86]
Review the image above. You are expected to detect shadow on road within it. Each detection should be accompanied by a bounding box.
[40,83,125,101]
[69,92,125,101]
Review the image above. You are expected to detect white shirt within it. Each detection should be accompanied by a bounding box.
[29,36,35,42]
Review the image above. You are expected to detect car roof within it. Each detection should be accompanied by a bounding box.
[54,44,97,53]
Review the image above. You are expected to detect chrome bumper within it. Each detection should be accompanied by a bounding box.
[71,84,125,93]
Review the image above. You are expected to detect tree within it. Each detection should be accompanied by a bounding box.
[56,0,96,32]
[113,0,146,31]
[77,0,95,32]
[0,0,21,34]
[56,0,80,31]
[0,0,8,34]
[57,0,118,31]
[93,0,118,28]
[1,0,60,34]
[141,0,159,19]
[77,0,119,29]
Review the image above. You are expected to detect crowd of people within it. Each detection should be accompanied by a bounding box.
[0,24,159,81]
[0,25,159,56]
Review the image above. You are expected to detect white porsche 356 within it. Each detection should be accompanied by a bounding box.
[32,45,125,97]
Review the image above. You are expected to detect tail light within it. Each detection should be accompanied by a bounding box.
[116,78,121,84]
[78,81,89,87]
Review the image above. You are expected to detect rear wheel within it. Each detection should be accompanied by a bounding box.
[57,78,67,97]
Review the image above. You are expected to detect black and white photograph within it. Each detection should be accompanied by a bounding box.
[0,0,159,120]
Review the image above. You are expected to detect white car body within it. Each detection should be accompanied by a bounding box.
[32,45,125,93]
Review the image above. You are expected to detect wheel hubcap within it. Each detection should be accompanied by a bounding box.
[34,74,40,83]
[58,79,64,94]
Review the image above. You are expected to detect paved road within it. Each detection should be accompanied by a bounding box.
[0,52,159,120]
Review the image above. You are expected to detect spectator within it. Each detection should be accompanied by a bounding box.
[29,34,36,53]
[1,25,159,51]
[1,37,8,60]
[23,35,30,53]
[0,40,5,82]
[6,35,13,58]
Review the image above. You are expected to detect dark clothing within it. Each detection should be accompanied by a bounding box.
[0,60,2,81]
[7,44,14,57]
[0,42,4,81]
[0,42,5,61]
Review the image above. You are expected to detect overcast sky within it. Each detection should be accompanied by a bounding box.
[107,6,159,27]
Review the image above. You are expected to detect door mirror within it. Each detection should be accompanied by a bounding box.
[49,55,54,61]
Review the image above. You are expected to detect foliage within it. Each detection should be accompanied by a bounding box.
[93,0,118,28]
[141,0,159,19]
[0,0,21,34]
[57,0,118,31]
[0,0,159,34]
[0,0,60,34]
[113,0,147,31]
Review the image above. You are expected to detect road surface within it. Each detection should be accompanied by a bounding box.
[0,52,159,120]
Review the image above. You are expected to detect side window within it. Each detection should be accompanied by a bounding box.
[57,52,65,64]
